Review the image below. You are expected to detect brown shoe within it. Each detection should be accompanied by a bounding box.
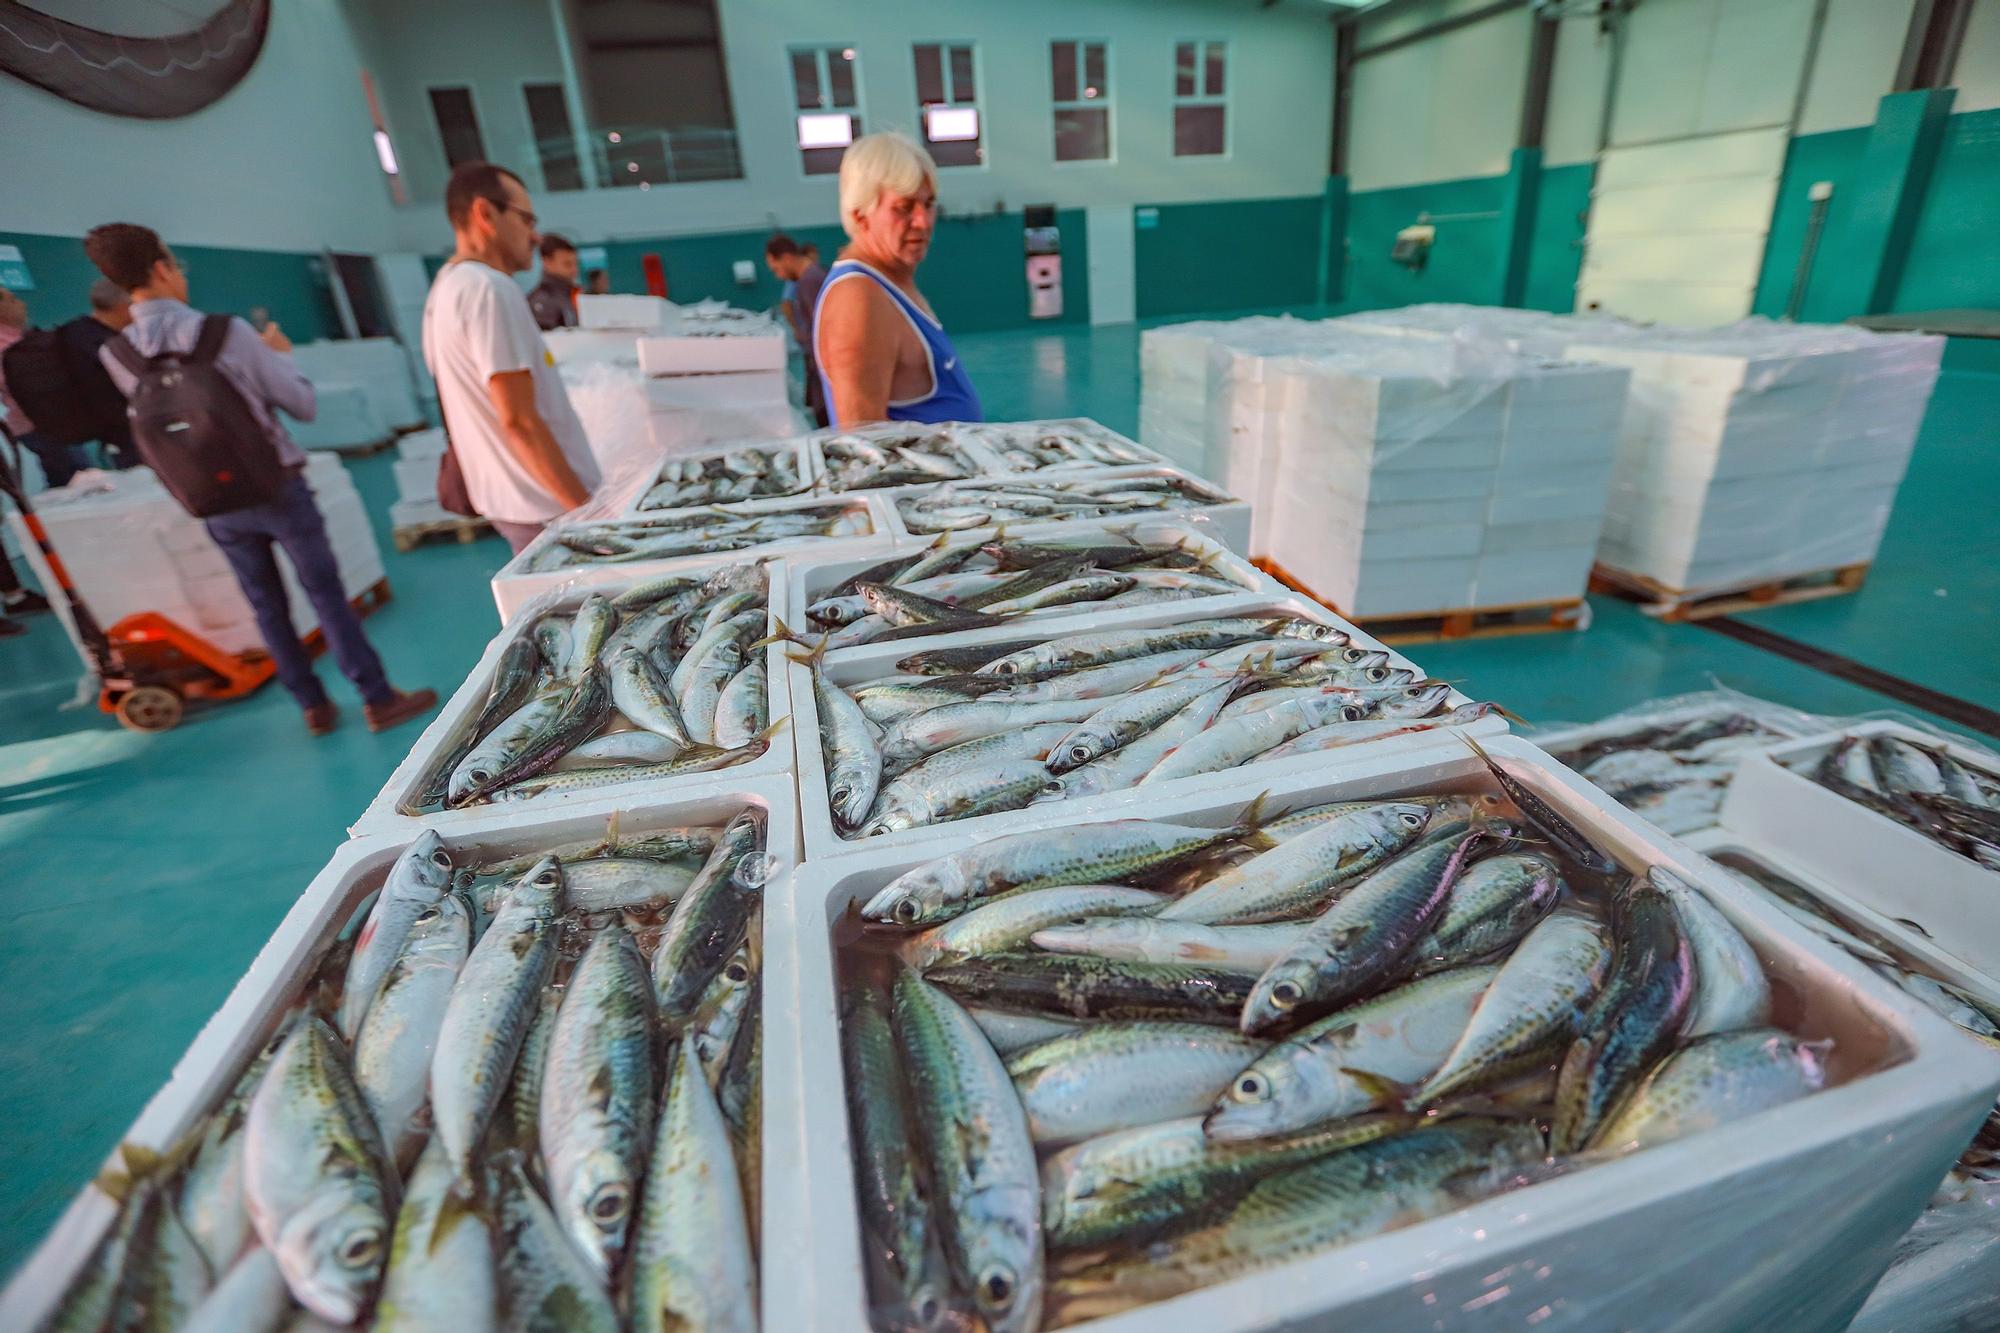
[304,701,339,736]
[365,687,438,733]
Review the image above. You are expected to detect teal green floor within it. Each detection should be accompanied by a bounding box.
[0,318,1995,1277]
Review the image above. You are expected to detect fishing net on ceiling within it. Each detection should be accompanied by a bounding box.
[0,0,268,119]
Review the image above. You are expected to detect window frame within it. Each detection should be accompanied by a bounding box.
[1050,38,1114,166]
[1171,38,1230,159]
[520,79,584,194]
[426,84,489,171]
[788,44,864,178]
[912,39,987,171]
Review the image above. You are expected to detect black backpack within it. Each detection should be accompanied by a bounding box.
[1,328,96,446]
[105,314,290,517]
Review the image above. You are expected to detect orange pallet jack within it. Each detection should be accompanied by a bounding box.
[2,426,317,731]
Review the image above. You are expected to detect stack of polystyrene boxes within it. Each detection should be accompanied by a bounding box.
[1140,316,1305,478]
[289,337,425,434]
[1340,306,1945,598]
[6,454,383,672]
[387,427,450,531]
[638,304,795,452]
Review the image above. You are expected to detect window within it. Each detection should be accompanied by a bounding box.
[523,83,582,192]
[568,0,741,186]
[1051,40,1110,162]
[428,87,486,169]
[790,46,861,175]
[913,42,982,168]
[1172,40,1227,157]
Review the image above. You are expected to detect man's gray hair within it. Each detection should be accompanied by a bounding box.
[838,131,937,238]
[88,278,130,312]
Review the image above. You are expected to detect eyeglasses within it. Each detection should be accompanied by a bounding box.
[496,200,539,230]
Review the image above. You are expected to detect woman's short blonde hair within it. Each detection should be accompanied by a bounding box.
[838,131,937,237]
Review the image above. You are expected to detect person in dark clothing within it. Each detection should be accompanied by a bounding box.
[526,233,580,331]
[766,234,830,428]
[584,268,609,295]
[56,279,140,469]
[87,221,436,737]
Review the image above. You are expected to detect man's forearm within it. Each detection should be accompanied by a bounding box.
[502,411,592,509]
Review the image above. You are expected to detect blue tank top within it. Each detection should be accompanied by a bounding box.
[813,259,983,427]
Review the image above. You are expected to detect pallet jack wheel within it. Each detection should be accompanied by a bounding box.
[115,685,185,732]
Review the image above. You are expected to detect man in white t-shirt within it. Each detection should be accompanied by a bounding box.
[422,162,601,553]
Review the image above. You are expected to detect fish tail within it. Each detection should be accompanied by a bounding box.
[1338,1067,1423,1112]
[1231,790,1277,851]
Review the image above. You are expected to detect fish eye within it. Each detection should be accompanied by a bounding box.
[915,1290,943,1327]
[1233,1072,1269,1102]
[1367,667,1389,683]
[994,662,1017,675]
[1068,916,1090,926]
[589,1184,631,1225]
[831,784,852,804]
[338,1228,383,1269]
[977,1264,1017,1310]
[415,906,441,925]
[469,768,490,784]
[430,850,452,869]
[1400,811,1423,828]
[1270,980,1304,1010]
[1069,746,1092,764]
[725,961,750,983]
[1041,779,1065,795]
[536,869,559,886]
[1343,705,1365,722]
[893,899,922,924]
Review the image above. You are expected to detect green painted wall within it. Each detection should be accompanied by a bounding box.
[1338,174,1507,313]
[0,231,344,340]
[593,209,1090,336]
[1890,107,2000,313]
[1133,196,1325,319]
[1520,162,1593,313]
[1751,126,1871,318]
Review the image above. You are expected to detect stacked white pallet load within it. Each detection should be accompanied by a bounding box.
[5,453,382,671]
[1138,315,1307,477]
[387,426,451,532]
[640,299,797,452]
[284,336,427,450]
[1338,306,1946,600]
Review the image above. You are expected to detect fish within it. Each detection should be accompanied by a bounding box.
[561,729,687,766]
[242,1017,394,1324]
[564,595,617,678]
[678,638,745,746]
[1029,917,1307,974]
[418,635,545,810]
[902,885,1169,970]
[1653,865,1772,1038]
[452,669,613,806]
[980,574,1136,617]
[863,801,1268,926]
[1047,672,1249,774]
[866,759,1053,838]
[489,727,778,801]
[852,675,1015,725]
[608,645,694,750]
[653,809,766,1029]
[353,893,471,1173]
[928,952,1257,1026]
[1159,800,1438,924]
[542,924,658,1276]
[714,658,769,750]
[1407,851,1565,971]
[895,967,1043,1333]
[337,829,455,1040]
[117,1184,214,1333]
[968,1007,1084,1056]
[842,967,950,1332]
[867,724,1072,834]
[1459,734,1622,875]
[860,581,1000,629]
[1141,694,1372,784]
[180,1245,290,1333]
[1040,677,1239,802]
[1241,823,1511,1034]
[878,694,1111,767]
[1206,967,1495,1140]
[1416,911,1612,1105]
[690,946,758,1085]
[561,856,699,916]
[371,1142,495,1333]
[977,618,1307,680]
[1008,1022,1266,1146]
[1588,1027,1830,1151]
[496,987,560,1164]
[1552,873,1695,1153]
[627,1042,758,1333]
[787,627,883,831]
[431,856,563,1180]
[491,1158,620,1333]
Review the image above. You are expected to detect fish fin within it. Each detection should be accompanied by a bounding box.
[1339,1067,1421,1111]
[1231,791,1277,851]
[587,1065,615,1113]
[1494,704,1531,726]
[750,718,789,747]
[429,1182,482,1255]
[926,530,951,551]
[750,614,808,655]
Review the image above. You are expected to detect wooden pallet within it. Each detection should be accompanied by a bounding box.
[392,515,491,553]
[1253,558,1587,645]
[351,577,393,617]
[1589,562,1869,622]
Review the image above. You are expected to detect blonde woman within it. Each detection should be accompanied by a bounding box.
[813,132,983,428]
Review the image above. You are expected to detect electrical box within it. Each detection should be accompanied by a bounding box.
[1392,224,1435,272]
[1024,203,1062,320]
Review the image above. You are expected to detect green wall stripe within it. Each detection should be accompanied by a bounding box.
[1339,173,1507,312]
[1133,196,1325,318]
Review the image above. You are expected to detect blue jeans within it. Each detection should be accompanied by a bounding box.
[204,474,391,710]
[20,431,94,489]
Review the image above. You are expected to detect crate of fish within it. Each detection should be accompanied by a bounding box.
[357,566,794,837]
[810,419,1165,494]
[882,468,1252,554]
[1720,721,2000,987]
[785,519,1276,653]
[786,594,1502,860]
[0,779,793,1333]
[622,438,816,514]
[762,737,2000,1333]
[492,493,889,621]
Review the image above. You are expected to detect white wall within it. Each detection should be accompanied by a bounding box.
[1346,0,1533,191]
[0,0,397,252]
[1957,0,2000,112]
[1607,0,1818,145]
[377,0,1336,251]
[1798,0,1918,133]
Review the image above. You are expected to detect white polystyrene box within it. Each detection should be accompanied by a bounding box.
[643,370,789,411]
[767,737,2000,1333]
[619,438,818,517]
[545,328,645,365]
[396,427,447,461]
[290,337,424,431]
[0,779,800,1333]
[785,591,1492,862]
[356,569,797,836]
[1720,722,2000,990]
[578,293,672,329]
[284,382,389,451]
[391,454,438,501]
[639,332,788,376]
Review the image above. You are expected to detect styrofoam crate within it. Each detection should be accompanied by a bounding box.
[491,494,892,623]
[877,466,1252,555]
[289,337,424,431]
[618,438,818,517]
[784,519,1278,650]
[1720,721,2000,990]
[639,332,788,376]
[391,453,438,500]
[766,737,2000,1333]
[1682,829,2000,1012]
[357,567,799,837]
[545,327,645,365]
[786,591,1495,862]
[643,370,790,412]
[578,293,672,329]
[0,777,798,1333]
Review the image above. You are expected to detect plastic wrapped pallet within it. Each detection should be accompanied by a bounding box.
[281,381,389,452]
[1140,316,1306,477]
[289,336,424,431]
[577,292,672,329]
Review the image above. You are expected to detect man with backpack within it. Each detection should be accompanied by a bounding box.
[86,222,435,736]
